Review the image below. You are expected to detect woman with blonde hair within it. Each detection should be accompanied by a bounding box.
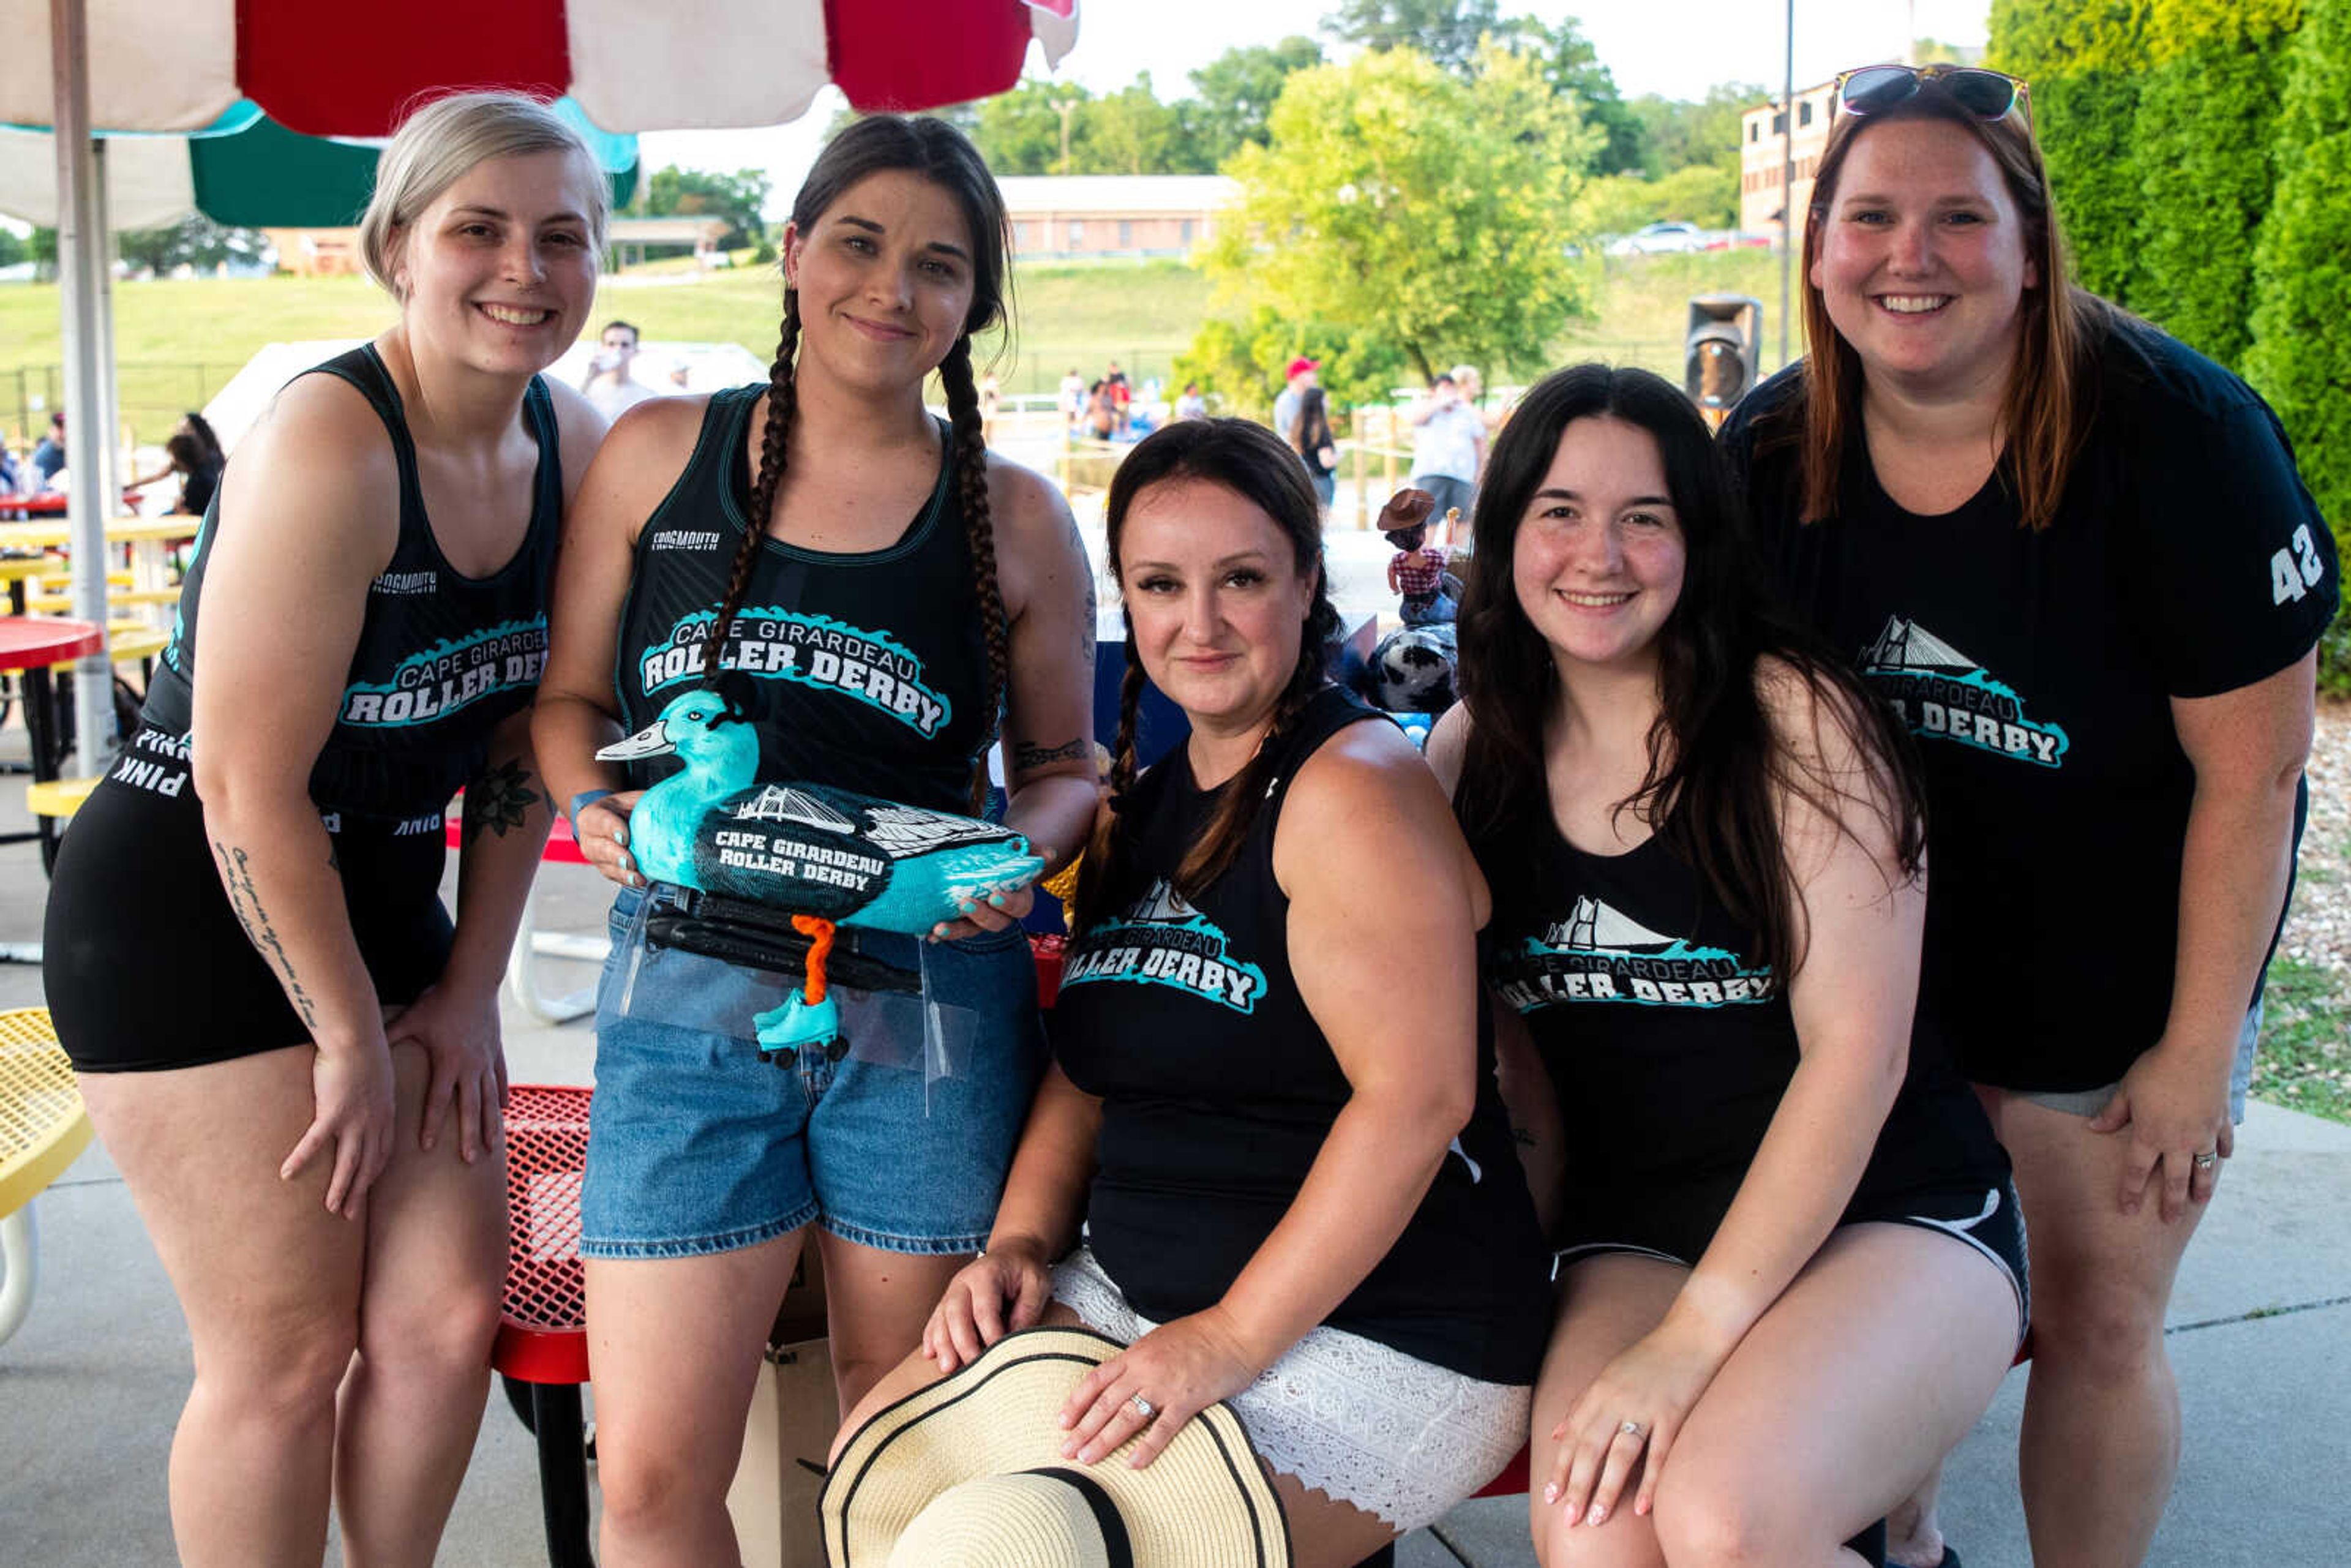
[43,91,609,1566]
[1721,62,2339,1567]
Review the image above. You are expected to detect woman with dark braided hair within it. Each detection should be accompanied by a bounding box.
[533,115,1098,1564]
[838,418,1550,1564]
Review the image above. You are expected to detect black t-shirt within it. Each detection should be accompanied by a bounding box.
[1721,318,2340,1090]
[612,387,995,812]
[1051,686,1551,1384]
[1473,797,2008,1255]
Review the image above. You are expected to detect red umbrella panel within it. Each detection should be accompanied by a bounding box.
[1,0,1078,135]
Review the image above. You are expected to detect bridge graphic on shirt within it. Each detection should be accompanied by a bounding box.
[1859,615,2069,768]
[1060,879,1269,1015]
[1497,896,1775,1011]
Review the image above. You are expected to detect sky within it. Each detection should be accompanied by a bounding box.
[640,0,1992,218]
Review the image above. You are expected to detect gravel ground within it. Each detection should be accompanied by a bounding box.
[2281,698,2351,982]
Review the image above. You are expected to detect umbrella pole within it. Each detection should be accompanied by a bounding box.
[48,0,121,782]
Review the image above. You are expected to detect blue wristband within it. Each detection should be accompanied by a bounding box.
[569,788,614,825]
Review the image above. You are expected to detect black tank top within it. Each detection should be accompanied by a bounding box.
[612,386,994,811]
[143,345,561,821]
[1052,686,1551,1384]
[1475,802,2008,1206]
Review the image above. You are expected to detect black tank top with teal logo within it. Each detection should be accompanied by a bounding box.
[143,345,560,821]
[1476,804,2006,1207]
[1051,686,1551,1385]
[611,384,993,811]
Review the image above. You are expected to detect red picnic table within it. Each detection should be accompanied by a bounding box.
[0,615,102,871]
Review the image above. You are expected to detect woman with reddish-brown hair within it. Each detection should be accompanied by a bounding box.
[1720,63,2339,1568]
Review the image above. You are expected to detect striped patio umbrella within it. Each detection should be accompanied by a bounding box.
[2,0,1077,776]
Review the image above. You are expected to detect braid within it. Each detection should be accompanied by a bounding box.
[1172,598,1338,896]
[699,292,801,680]
[1072,632,1147,933]
[939,336,1010,816]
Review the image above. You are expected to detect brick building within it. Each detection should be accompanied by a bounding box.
[996,175,1236,261]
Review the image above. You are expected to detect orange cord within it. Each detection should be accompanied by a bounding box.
[792,915,836,1003]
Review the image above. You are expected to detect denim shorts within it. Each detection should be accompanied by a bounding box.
[579,884,1046,1259]
[2019,999,2262,1124]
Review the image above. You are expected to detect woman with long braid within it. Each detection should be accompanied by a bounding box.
[533,116,1098,1565]
[838,419,1551,1566]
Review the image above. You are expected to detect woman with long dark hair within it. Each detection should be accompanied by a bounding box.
[1434,365,2023,1566]
[1720,64,2338,1567]
[836,417,1551,1567]
[1288,383,1338,509]
[533,114,1098,1564]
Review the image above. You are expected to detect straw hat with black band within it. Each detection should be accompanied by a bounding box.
[822,1325,1292,1567]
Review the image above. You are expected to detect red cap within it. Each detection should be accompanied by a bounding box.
[1286,356,1319,380]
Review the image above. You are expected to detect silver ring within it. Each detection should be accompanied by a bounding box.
[1619,1419,1644,1439]
[2192,1151,2219,1171]
[1129,1394,1157,1420]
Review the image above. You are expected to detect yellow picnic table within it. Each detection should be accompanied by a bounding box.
[0,1008,92,1346]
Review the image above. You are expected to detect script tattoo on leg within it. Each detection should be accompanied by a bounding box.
[463,758,542,844]
[211,838,321,1029]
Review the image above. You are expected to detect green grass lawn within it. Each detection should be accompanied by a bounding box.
[2252,956,2351,1123]
[0,248,1805,444]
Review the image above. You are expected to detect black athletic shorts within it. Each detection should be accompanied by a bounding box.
[42,762,453,1073]
[1554,1176,2031,1347]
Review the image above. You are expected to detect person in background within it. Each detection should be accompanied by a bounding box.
[42,90,609,1568]
[1060,366,1089,428]
[1409,372,1485,522]
[1174,380,1208,421]
[580,318,657,421]
[1105,361,1133,435]
[31,410,66,487]
[1272,355,1317,446]
[1720,61,2339,1568]
[162,430,225,517]
[1289,383,1340,510]
[979,369,1002,445]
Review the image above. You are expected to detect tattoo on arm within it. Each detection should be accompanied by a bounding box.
[211,838,322,1029]
[463,758,543,844]
[1068,513,1098,672]
[1512,1124,1538,1149]
[1014,738,1090,774]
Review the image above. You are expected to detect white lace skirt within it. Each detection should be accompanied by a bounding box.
[1051,1248,1531,1531]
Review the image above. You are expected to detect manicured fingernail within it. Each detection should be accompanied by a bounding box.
[613,828,628,847]
[987,893,1007,907]
[1542,1484,1559,1504]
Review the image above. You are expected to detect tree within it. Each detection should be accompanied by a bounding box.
[1626,83,1763,179]
[116,214,268,276]
[1512,17,1646,175]
[2244,0,2351,691]
[0,227,24,268]
[1208,45,1600,386]
[1184,38,1325,168]
[970,79,1086,174]
[642,166,770,249]
[1083,75,1199,176]
[2129,0,2301,369]
[1173,304,1408,418]
[1988,0,2147,300]
[1322,0,1504,76]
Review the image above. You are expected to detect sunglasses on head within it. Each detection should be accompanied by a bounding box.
[1834,64,2030,125]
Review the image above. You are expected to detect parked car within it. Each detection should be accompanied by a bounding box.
[1605,220,1708,257]
[1703,231,1777,252]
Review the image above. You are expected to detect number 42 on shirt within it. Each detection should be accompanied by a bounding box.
[2274,523,2328,605]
